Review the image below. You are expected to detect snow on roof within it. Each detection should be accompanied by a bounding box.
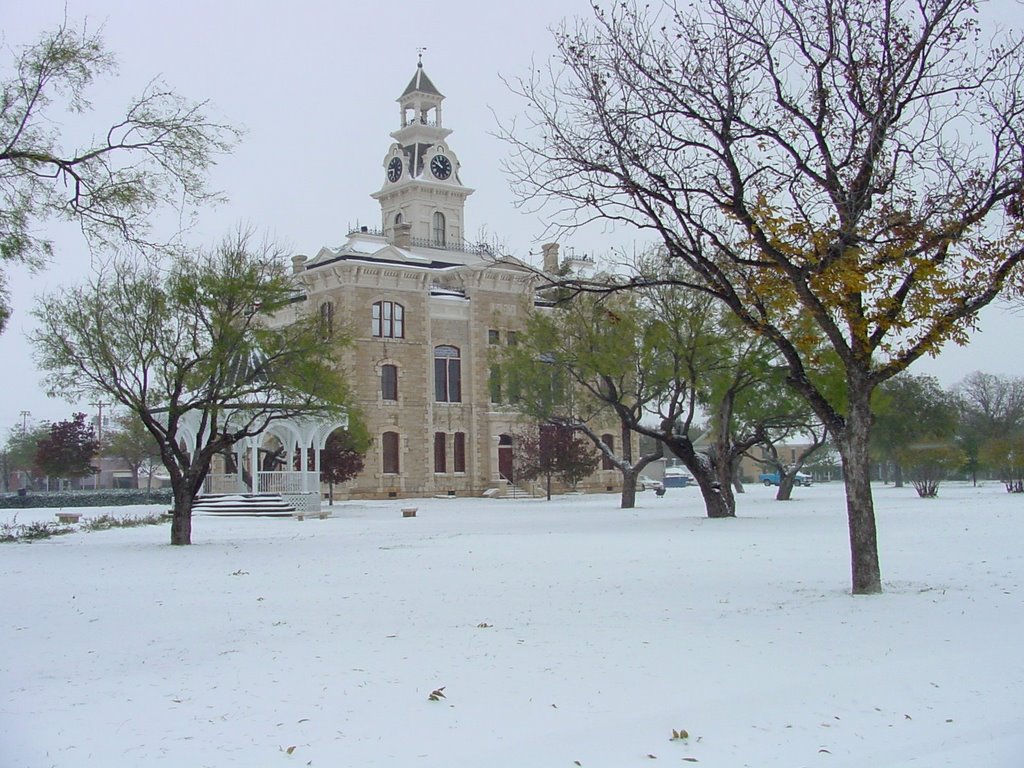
[429,286,468,300]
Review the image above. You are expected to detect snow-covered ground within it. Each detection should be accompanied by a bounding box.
[2,481,1022,767]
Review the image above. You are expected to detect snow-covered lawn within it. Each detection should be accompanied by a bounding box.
[2,482,1022,767]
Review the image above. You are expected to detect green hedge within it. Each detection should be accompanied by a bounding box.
[0,488,172,510]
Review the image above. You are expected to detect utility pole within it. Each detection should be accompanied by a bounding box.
[92,402,107,490]
[92,402,107,443]
[19,410,30,433]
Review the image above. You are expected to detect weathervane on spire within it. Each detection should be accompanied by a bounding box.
[416,47,427,67]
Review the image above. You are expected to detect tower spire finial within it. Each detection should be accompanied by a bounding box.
[416,47,427,67]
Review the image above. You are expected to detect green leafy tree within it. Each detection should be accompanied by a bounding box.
[503,0,1024,592]
[897,441,966,498]
[34,412,99,482]
[507,276,797,518]
[2,423,48,491]
[103,411,163,490]
[871,374,958,487]
[743,382,831,501]
[0,18,240,330]
[499,291,663,509]
[30,230,354,545]
[979,432,1024,492]
[955,372,1024,484]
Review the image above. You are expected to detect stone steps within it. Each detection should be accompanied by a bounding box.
[193,493,296,517]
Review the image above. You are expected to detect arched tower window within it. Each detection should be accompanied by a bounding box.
[432,211,446,246]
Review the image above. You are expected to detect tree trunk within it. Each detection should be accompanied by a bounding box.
[693,468,733,518]
[170,489,193,546]
[620,467,638,509]
[665,438,735,518]
[837,396,883,595]
[776,473,795,501]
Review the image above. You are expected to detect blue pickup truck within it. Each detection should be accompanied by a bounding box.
[759,471,813,487]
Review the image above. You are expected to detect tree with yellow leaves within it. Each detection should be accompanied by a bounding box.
[503,0,1024,593]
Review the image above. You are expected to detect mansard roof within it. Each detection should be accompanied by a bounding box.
[401,62,443,99]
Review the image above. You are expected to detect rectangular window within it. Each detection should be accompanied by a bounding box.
[488,329,500,345]
[373,301,405,339]
[381,364,398,401]
[434,432,446,473]
[453,432,466,473]
[382,432,400,474]
[448,359,461,402]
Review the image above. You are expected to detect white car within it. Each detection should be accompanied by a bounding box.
[638,476,665,492]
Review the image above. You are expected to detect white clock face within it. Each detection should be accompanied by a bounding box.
[430,154,452,180]
[387,157,403,182]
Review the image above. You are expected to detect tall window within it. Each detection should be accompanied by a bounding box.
[489,365,502,404]
[432,211,446,245]
[601,433,615,470]
[453,432,466,473]
[394,212,403,225]
[434,345,462,403]
[488,329,500,345]
[319,301,334,339]
[382,432,400,474]
[381,364,398,401]
[434,432,446,473]
[372,300,404,338]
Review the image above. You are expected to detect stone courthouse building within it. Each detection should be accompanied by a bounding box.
[279,61,618,499]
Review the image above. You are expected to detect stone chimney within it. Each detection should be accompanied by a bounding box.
[541,242,560,273]
[291,254,307,274]
[393,222,413,248]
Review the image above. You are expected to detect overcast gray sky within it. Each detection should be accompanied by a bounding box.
[2,0,1022,434]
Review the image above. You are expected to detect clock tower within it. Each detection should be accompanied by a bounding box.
[371,59,473,248]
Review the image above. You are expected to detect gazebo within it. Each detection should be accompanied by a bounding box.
[176,412,349,515]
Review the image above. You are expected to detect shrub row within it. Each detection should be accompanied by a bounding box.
[0,488,172,509]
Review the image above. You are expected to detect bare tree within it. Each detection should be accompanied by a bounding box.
[502,0,1024,593]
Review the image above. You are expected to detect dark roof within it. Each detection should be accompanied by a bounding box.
[401,62,443,99]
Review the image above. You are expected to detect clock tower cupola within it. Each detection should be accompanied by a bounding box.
[372,58,473,248]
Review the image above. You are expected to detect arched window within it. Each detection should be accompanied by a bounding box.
[394,212,403,225]
[372,300,405,338]
[432,211,446,245]
[601,433,615,470]
[434,345,461,402]
[319,301,334,339]
[381,364,398,401]
[382,432,400,474]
